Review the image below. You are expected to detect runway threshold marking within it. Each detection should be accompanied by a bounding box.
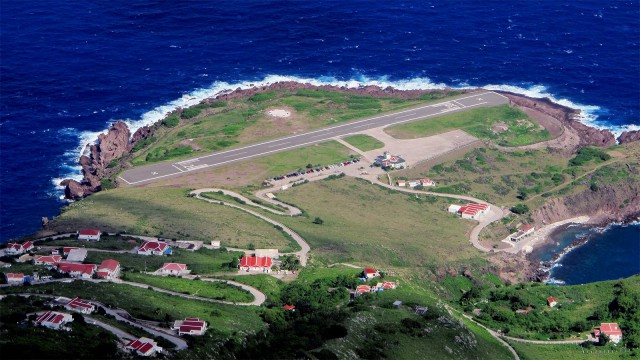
[172,164,186,172]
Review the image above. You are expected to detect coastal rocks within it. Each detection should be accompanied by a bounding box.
[61,121,131,200]
[618,130,640,144]
[498,92,616,152]
[130,125,154,150]
[531,181,640,227]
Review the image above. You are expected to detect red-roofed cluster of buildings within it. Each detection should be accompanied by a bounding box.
[125,337,163,357]
[172,318,207,336]
[64,297,95,314]
[35,311,73,330]
[5,241,34,255]
[355,281,398,296]
[5,272,25,285]
[448,203,490,220]
[137,241,168,256]
[239,256,272,272]
[57,261,96,279]
[34,255,62,266]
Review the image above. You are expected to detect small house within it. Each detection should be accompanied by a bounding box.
[57,262,96,279]
[397,180,407,187]
[78,229,101,241]
[266,192,276,199]
[172,318,207,336]
[363,268,380,279]
[34,255,62,266]
[415,306,428,315]
[547,296,558,307]
[419,178,435,187]
[239,255,272,272]
[211,241,221,249]
[5,241,34,255]
[457,203,489,220]
[510,224,536,241]
[356,285,372,295]
[137,241,168,256]
[407,180,420,188]
[5,273,25,285]
[125,337,163,357]
[159,263,188,276]
[283,304,296,312]
[375,151,407,170]
[64,297,95,314]
[35,311,73,331]
[63,247,79,256]
[96,259,121,279]
[448,205,462,214]
[596,323,623,344]
[393,300,402,308]
[66,248,88,262]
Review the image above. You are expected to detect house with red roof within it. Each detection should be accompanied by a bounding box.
[34,255,62,266]
[239,255,273,272]
[137,241,168,256]
[159,263,188,276]
[456,203,489,220]
[5,241,34,255]
[125,337,163,357]
[96,259,120,279]
[172,318,207,336]
[35,311,73,330]
[64,297,95,314]
[62,247,79,256]
[283,304,296,311]
[78,229,101,241]
[363,268,380,279]
[57,261,96,279]
[375,151,407,170]
[419,178,435,187]
[356,285,372,295]
[595,323,623,344]
[547,296,558,307]
[381,281,397,290]
[511,224,536,241]
[5,272,25,285]
[397,180,407,187]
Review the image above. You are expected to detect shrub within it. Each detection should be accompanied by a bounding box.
[312,217,324,225]
[511,204,529,215]
[162,115,179,128]
[181,107,202,119]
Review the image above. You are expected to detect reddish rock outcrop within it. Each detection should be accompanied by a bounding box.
[129,125,154,151]
[61,121,131,200]
[618,130,640,144]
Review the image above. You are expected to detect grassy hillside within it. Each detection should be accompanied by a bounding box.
[47,187,293,250]
[275,177,479,267]
[385,104,551,146]
[131,88,463,165]
[343,134,385,151]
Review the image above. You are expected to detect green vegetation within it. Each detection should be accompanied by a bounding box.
[275,178,477,266]
[49,187,293,250]
[386,104,551,146]
[508,341,635,360]
[42,234,142,251]
[85,248,243,275]
[132,88,463,165]
[569,147,612,167]
[215,274,282,304]
[456,275,640,345]
[124,273,253,302]
[343,134,385,151]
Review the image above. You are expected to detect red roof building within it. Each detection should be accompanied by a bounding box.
[34,255,62,266]
[419,178,435,186]
[78,229,101,241]
[5,272,25,285]
[458,203,489,220]
[57,261,96,278]
[96,259,120,279]
[159,263,188,275]
[283,304,296,311]
[62,247,79,256]
[172,318,207,336]
[35,311,73,330]
[137,241,168,256]
[5,241,34,255]
[125,337,163,357]
[356,285,372,295]
[382,281,397,290]
[239,256,273,272]
[64,297,95,314]
[547,296,558,307]
[363,267,380,279]
[599,323,623,343]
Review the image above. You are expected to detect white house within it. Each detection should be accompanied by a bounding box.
[96,259,121,279]
[363,268,380,279]
[57,262,96,279]
[448,204,462,214]
[210,241,221,249]
[5,273,25,285]
[125,337,163,357]
[34,255,62,266]
[35,311,73,331]
[375,151,407,170]
[419,178,435,187]
[510,224,535,241]
[407,181,420,188]
[596,323,623,344]
[397,180,407,187]
[172,318,207,336]
[159,263,188,276]
[78,229,101,241]
[547,296,558,307]
[5,241,34,255]
[137,241,168,256]
[64,297,95,314]
[457,203,489,220]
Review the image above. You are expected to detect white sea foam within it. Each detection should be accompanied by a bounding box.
[54,74,630,195]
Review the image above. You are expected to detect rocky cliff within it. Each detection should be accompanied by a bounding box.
[618,130,640,144]
[61,121,131,199]
[531,181,640,226]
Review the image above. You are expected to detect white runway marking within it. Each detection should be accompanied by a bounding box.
[171,164,185,172]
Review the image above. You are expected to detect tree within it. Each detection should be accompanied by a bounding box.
[511,204,529,215]
[280,255,300,272]
[312,217,324,225]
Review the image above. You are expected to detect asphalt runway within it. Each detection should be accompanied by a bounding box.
[119,91,508,185]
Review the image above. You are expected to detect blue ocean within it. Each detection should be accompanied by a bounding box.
[1,1,639,280]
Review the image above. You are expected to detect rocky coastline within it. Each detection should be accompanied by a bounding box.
[59,81,639,200]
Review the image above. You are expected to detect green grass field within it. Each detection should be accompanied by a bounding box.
[42,234,143,251]
[47,187,293,250]
[386,104,551,146]
[214,274,282,303]
[275,177,478,267]
[84,247,242,275]
[507,341,635,360]
[124,272,254,302]
[343,134,385,152]
[132,88,463,165]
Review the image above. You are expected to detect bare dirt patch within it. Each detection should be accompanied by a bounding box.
[177,139,203,151]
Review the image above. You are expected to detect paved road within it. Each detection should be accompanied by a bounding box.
[120,91,508,185]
